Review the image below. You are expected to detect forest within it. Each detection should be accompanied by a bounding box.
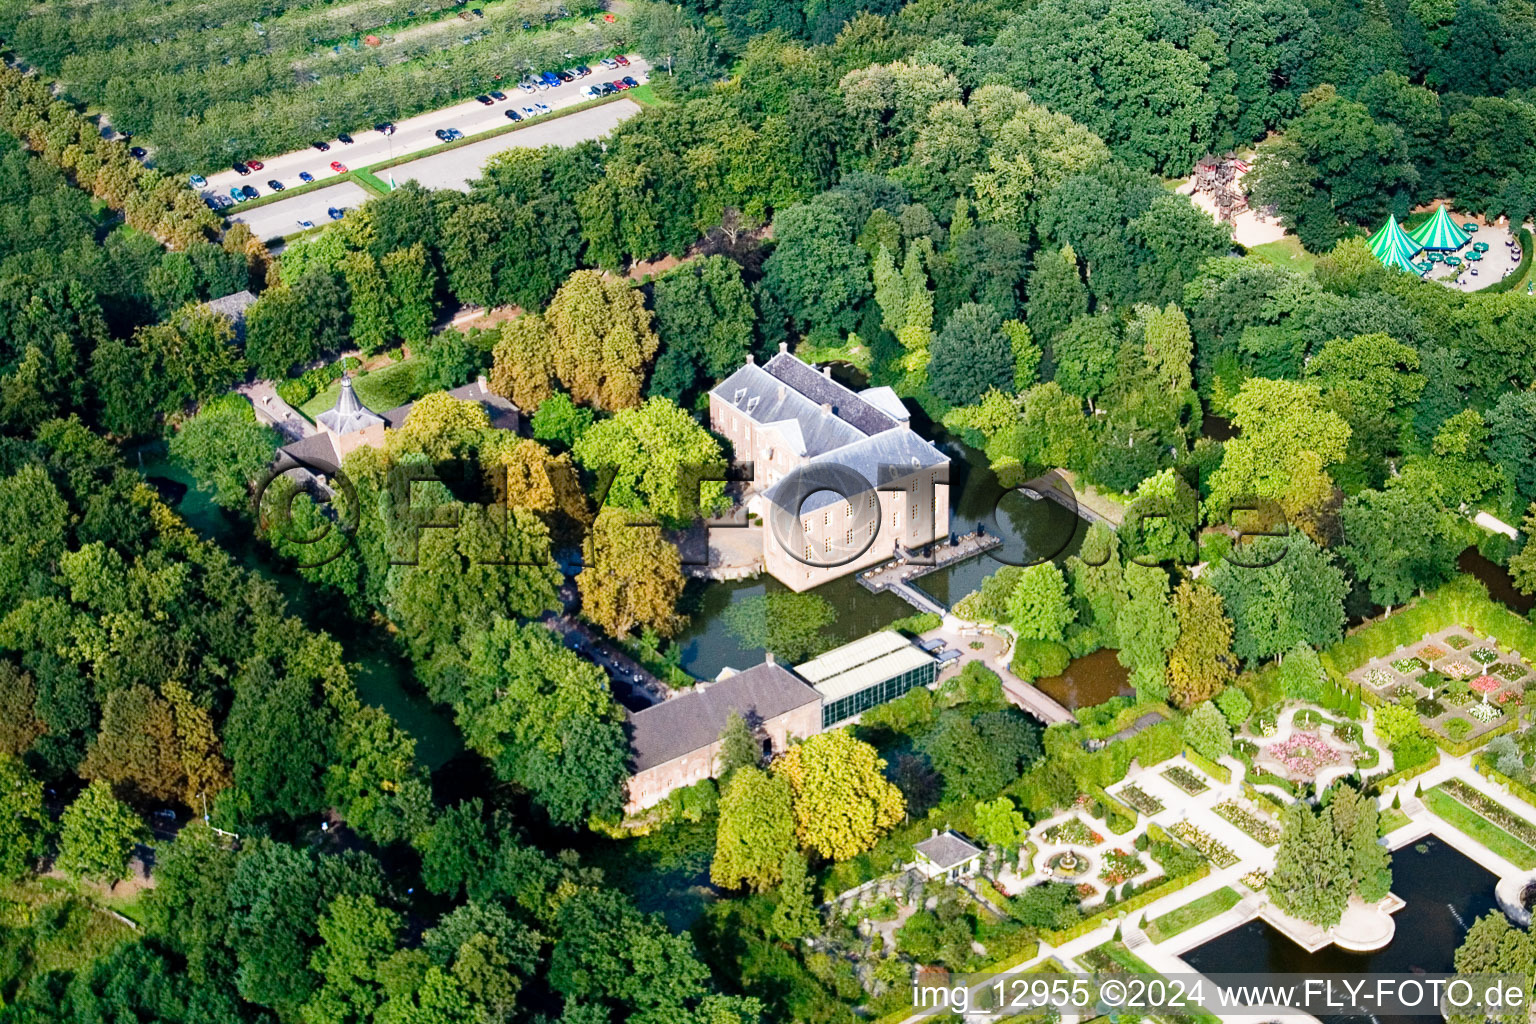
[3,0,1536,1019]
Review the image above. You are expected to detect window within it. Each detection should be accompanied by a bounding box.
[803,519,810,534]
[824,537,831,553]
[823,510,829,527]
[868,493,876,508]
[846,528,853,544]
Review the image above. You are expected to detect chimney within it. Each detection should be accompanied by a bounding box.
[822,365,832,378]
[764,650,775,665]
[931,828,939,838]
[745,352,754,364]
[476,374,488,393]
[821,402,832,414]
[778,341,788,354]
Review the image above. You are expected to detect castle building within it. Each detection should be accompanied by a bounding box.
[708,347,950,591]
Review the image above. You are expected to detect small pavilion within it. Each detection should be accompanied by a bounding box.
[1408,204,1470,251]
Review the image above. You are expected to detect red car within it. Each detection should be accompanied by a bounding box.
[610,78,629,90]
[330,160,347,173]
[614,54,630,66]
[247,159,265,171]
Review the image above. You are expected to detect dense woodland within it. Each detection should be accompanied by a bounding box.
[4,0,1536,1019]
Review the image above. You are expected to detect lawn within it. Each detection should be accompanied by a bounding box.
[1424,786,1536,869]
[1249,235,1319,275]
[1378,806,1413,836]
[1144,887,1241,944]
[300,359,422,419]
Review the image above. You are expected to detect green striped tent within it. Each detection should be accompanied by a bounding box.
[1408,204,1469,251]
[1368,215,1423,273]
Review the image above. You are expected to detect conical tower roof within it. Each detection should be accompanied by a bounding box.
[1368,215,1423,273]
[317,373,385,435]
[1407,204,1469,251]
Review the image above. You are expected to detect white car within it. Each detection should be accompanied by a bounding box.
[519,79,536,93]
[600,57,618,69]
[297,219,314,229]
[521,105,537,118]
[535,101,550,114]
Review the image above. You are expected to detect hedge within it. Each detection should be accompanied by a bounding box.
[1481,226,1534,294]
[1475,758,1536,813]
[1241,782,1285,819]
[889,612,943,636]
[1329,576,1536,675]
[1182,747,1231,784]
[1088,784,1139,832]
[1040,864,1211,946]
[1432,715,1519,757]
[1366,751,1440,795]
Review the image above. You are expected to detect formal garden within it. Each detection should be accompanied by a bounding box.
[1350,624,1534,742]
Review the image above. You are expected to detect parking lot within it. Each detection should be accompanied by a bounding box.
[387,99,642,191]
[228,181,373,241]
[200,55,650,205]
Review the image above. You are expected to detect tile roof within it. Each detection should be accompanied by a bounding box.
[914,830,982,869]
[627,661,821,772]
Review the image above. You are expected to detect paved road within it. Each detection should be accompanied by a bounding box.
[228,181,373,241]
[389,99,642,191]
[200,55,650,201]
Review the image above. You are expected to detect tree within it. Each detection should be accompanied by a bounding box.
[1306,332,1423,413]
[1451,913,1535,1024]
[717,711,760,780]
[1183,701,1232,762]
[1215,687,1252,728]
[1208,534,1347,664]
[0,661,44,757]
[1340,488,1457,611]
[711,767,795,891]
[546,270,661,411]
[341,250,395,354]
[1115,564,1177,703]
[1269,802,1350,927]
[169,394,279,510]
[769,850,819,943]
[548,888,711,1017]
[649,255,755,402]
[974,795,1028,851]
[929,302,1014,405]
[578,508,687,639]
[1166,580,1237,708]
[1142,304,1194,392]
[920,710,1042,800]
[1027,246,1088,347]
[381,244,436,348]
[1006,563,1073,642]
[758,200,871,340]
[307,893,402,1024]
[1373,703,1421,750]
[0,754,49,881]
[721,592,837,662]
[1486,391,1536,502]
[572,397,727,524]
[772,730,905,861]
[1052,314,1122,410]
[530,391,594,450]
[490,313,558,412]
[79,683,185,804]
[1510,504,1536,597]
[57,779,146,884]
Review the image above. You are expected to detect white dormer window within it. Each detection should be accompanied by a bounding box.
[745,395,760,414]
[733,388,747,405]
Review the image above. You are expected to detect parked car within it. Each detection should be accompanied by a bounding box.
[311,140,331,152]
[188,174,207,187]
[540,71,560,87]
[475,94,494,105]
[327,207,345,220]
[610,78,629,90]
[267,179,284,191]
[621,75,639,88]
[614,54,630,66]
[230,186,245,200]
[521,105,537,118]
[298,171,315,182]
[241,184,259,199]
[129,146,147,158]
[247,160,265,170]
[599,57,618,69]
[598,81,617,95]
[489,89,507,101]
[446,128,463,140]
[576,65,591,76]
[298,219,315,229]
[582,85,601,99]
[519,78,537,93]
[204,196,222,210]
[505,109,523,122]
[375,122,396,134]
[329,160,347,172]
[232,161,251,176]
[337,132,353,144]
[535,101,550,114]
[435,128,451,141]
[555,70,574,83]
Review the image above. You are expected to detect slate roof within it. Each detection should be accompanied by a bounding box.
[627,661,821,772]
[858,385,910,421]
[383,378,520,432]
[203,290,258,341]
[914,830,982,869]
[317,375,386,436]
[761,352,897,436]
[710,362,866,457]
[763,428,948,513]
[273,431,342,477]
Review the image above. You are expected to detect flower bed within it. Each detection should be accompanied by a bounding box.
[1472,675,1502,697]
[1394,684,1418,702]
[1393,656,1428,674]
[1472,647,1501,665]
[1492,662,1528,683]
[1416,697,1446,719]
[1420,644,1448,661]
[1214,800,1282,846]
[1363,668,1394,690]
[1119,784,1163,815]
[1162,766,1209,795]
[1446,634,1473,650]
[1240,869,1268,891]
[1469,702,1503,722]
[1042,818,1104,846]
[1444,661,1474,679]
[1443,778,1536,847]
[1266,732,1346,778]
[1075,881,1097,898]
[1099,849,1146,885]
[1171,821,1239,868]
